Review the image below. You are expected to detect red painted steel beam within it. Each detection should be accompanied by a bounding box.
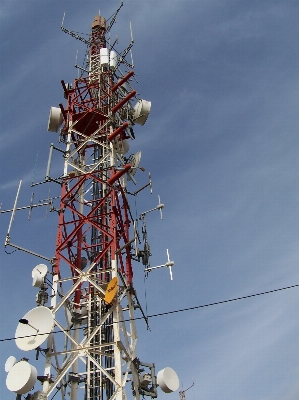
[108,122,129,141]
[111,91,136,113]
[107,164,131,185]
[111,71,134,92]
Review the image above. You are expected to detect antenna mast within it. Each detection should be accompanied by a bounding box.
[4,6,179,400]
[179,381,195,400]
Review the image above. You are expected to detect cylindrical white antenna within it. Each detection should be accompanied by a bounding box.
[6,180,22,242]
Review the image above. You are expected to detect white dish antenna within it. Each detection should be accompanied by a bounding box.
[127,151,141,180]
[32,263,48,287]
[157,367,179,393]
[4,356,17,372]
[133,99,151,125]
[15,306,53,351]
[31,263,48,278]
[6,360,37,394]
[47,106,63,132]
[113,138,130,155]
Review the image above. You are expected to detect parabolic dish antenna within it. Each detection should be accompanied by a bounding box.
[104,277,118,305]
[4,356,17,372]
[133,99,151,125]
[6,360,37,394]
[127,151,141,180]
[32,264,48,287]
[47,106,63,132]
[157,367,179,393]
[113,138,130,155]
[15,306,53,351]
[31,263,48,278]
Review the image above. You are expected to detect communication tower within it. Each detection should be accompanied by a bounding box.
[2,4,179,400]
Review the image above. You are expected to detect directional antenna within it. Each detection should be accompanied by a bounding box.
[133,220,138,256]
[157,195,164,220]
[15,306,53,351]
[149,172,153,194]
[4,356,17,373]
[166,249,174,280]
[6,360,37,395]
[129,21,134,67]
[32,263,48,287]
[47,106,63,132]
[157,367,179,393]
[127,151,141,180]
[28,192,34,221]
[132,172,152,196]
[144,249,175,280]
[115,152,136,184]
[133,99,151,125]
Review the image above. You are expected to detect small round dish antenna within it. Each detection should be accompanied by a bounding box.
[15,306,53,351]
[157,367,179,393]
[4,356,17,372]
[127,151,141,180]
[32,264,48,287]
[31,264,48,278]
[47,106,63,132]
[103,277,118,305]
[113,138,130,155]
[133,99,151,125]
[6,360,37,394]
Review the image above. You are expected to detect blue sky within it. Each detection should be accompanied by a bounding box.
[1,1,299,399]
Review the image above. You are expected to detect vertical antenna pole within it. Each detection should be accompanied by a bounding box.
[129,21,134,67]
[61,12,66,28]
[46,144,54,181]
[6,180,22,244]
[31,150,39,186]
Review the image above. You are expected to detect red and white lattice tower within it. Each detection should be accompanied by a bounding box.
[45,12,147,400]
[4,6,179,400]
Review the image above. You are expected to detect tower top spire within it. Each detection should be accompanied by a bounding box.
[92,15,106,29]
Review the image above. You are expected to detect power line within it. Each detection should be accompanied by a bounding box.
[1,283,298,344]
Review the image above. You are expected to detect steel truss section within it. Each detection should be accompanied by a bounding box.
[41,14,142,400]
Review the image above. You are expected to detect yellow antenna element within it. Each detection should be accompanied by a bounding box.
[103,277,118,304]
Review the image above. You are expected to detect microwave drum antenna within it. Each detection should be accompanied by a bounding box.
[133,99,151,125]
[6,360,37,394]
[47,106,63,132]
[4,356,17,372]
[157,367,179,393]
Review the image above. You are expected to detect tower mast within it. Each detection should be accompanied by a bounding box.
[4,6,179,400]
[47,13,140,400]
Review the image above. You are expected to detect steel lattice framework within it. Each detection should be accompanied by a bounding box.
[43,13,145,400]
[3,7,179,400]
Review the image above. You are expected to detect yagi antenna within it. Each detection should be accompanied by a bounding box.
[157,195,164,220]
[130,21,134,41]
[133,220,138,256]
[166,249,174,280]
[61,11,66,28]
[144,249,175,280]
[28,192,34,221]
[133,172,152,196]
[6,180,22,243]
[129,21,134,67]
[139,195,164,218]
[149,172,153,194]
[75,50,79,79]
